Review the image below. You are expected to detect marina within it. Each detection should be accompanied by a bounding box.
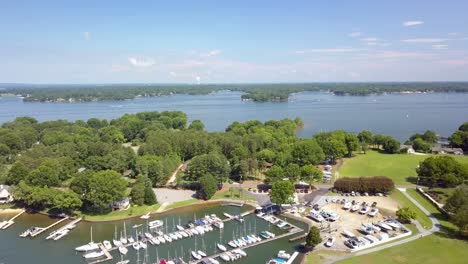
[20,217,70,238]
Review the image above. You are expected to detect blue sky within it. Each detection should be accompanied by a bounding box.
[1,0,468,83]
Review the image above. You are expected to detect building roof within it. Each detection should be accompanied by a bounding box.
[0,185,10,192]
[432,147,463,153]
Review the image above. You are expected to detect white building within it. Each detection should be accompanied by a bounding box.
[0,185,13,204]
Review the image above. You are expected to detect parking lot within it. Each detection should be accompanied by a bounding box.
[308,195,410,251]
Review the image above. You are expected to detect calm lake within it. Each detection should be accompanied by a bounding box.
[1,91,468,141]
[0,204,307,264]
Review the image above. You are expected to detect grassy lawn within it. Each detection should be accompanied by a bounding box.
[406,188,458,233]
[305,249,348,264]
[337,234,468,264]
[78,204,160,222]
[211,189,257,202]
[390,190,432,229]
[339,151,468,185]
[165,198,199,210]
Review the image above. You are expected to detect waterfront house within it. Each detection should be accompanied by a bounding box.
[400,144,415,154]
[111,197,130,210]
[431,147,463,155]
[0,185,12,204]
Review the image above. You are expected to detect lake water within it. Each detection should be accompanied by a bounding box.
[0,204,308,264]
[1,91,468,141]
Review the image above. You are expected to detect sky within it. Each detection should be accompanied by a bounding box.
[1,0,468,84]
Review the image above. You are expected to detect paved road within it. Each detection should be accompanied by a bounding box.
[325,188,440,264]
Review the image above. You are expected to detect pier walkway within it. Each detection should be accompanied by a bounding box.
[0,210,25,230]
[89,244,113,264]
[30,217,69,237]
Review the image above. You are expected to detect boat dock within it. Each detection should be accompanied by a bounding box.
[0,210,25,230]
[285,251,299,264]
[193,225,304,264]
[46,217,82,240]
[88,244,113,264]
[29,217,69,237]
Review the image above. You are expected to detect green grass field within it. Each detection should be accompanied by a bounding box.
[406,189,458,233]
[78,204,160,222]
[339,151,468,185]
[211,189,257,202]
[337,234,468,264]
[390,190,432,229]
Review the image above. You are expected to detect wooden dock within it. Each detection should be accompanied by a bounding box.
[192,225,304,264]
[289,233,307,242]
[30,217,69,237]
[286,251,299,264]
[88,244,113,264]
[0,210,25,230]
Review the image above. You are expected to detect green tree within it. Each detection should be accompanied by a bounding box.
[382,136,400,154]
[417,156,468,187]
[422,130,438,143]
[284,163,301,182]
[52,191,83,213]
[270,181,294,204]
[131,175,146,206]
[144,178,157,205]
[396,207,417,223]
[412,138,432,153]
[26,165,60,187]
[186,153,230,182]
[264,165,284,183]
[358,130,373,144]
[6,161,29,185]
[85,170,127,212]
[305,226,322,250]
[199,174,217,200]
[188,120,205,131]
[301,165,323,183]
[99,126,125,143]
[291,139,325,166]
[345,133,359,157]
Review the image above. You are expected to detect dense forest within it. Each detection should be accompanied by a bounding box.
[0,111,403,215]
[2,82,468,102]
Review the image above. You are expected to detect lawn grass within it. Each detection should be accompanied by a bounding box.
[305,249,348,264]
[211,189,257,202]
[390,190,432,230]
[165,198,198,210]
[78,204,160,222]
[406,188,458,233]
[339,151,468,185]
[337,234,468,264]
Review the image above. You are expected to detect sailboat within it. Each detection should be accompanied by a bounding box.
[75,226,99,252]
[113,225,122,247]
[120,222,128,245]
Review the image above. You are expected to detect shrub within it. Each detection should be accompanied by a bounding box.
[333,176,395,193]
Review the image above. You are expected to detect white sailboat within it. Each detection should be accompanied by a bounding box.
[120,222,128,245]
[75,226,99,252]
[113,225,122,247]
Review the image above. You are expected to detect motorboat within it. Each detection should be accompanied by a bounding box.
[359,206,370,214]
[176,225,184,231]
[139,241,147,249]
[158,236,166,244]
[144,232,153,239]
[113,239,122,247]
[277,250,291,259]
[350,204,360,212]
[376,222,393,231]
[386,222,400,230]
[342,230,356,238]
[128,236,135,243]
[260,231,271,239]
[148,220,163,228]
[53,229,70,240]
[361,224,374,234]
[132,242,140,251]
[118,245,128,255]
[228,241,238,248]
[343,202,351,210]
[214,221,224,229]
[180,230,188,237]
[233,249,247,257]
[267,258,286,264]
[83,250,104,259]
[265,231,275,238]
[220,254,231,261]
[103,240,112,250]
[277,221,288,229]
[191,251,202,260]
[164,234,172,242]
[208,258,220,264]
[169,233,178,240]
[197,250,207,257]
[217,243,227,251]
[325,237,336,247]
[175,231,183,239]
[308,212,324,222]
[368,208,379,217]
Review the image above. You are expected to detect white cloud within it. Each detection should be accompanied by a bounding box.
[128,57,156,67]
[375,51,431,58]
[448,32,458,36]
[348,32,361,37]
[432,44,448,50]
[361,37,378,42]
[402,38,448,43]
[83,31,91,40]
[295,48,355,54]
[348,71,361,78]
[201,49,222,57]
[402,21,424,27]
[195,76,201,84]
[169,71,177,77]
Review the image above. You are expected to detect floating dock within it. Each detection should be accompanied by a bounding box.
[27,217,69,237]
[286,251,299,264]
[88,243,113,264]
[0,210,25,230]
[46,217,82,240]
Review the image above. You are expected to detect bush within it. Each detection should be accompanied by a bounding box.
[305,226,322,250]
[334,176,395,193]
[396,207,417,223]
[199,174,217,200]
